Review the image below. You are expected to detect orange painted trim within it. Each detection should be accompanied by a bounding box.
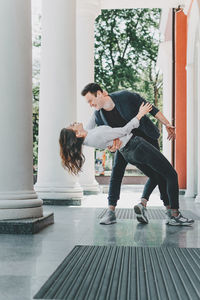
[175,11,187,189]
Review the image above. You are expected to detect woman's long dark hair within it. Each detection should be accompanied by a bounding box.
[59,128,85,175]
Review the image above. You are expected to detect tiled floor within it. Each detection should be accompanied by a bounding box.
[0,185,200,300]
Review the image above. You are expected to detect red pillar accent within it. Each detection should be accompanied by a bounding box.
[175,11,187,188]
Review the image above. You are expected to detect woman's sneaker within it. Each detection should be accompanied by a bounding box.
[134,203,148,224]
[168,213,194,226]
[99,210,116,225]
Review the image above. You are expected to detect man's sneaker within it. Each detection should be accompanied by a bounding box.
[168,212,195,226]
[134,203,148,224]
[99,210,116,225]
[165,209,171,224]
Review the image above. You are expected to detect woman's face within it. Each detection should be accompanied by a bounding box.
[68,122,84,132]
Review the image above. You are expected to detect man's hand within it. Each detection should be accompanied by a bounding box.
[107,138,122,152]
[165,124,176,140]
[155,111,176,141]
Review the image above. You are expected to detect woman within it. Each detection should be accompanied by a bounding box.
[59,103,194,226]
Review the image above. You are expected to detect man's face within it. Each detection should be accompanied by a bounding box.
[85,91,105,111]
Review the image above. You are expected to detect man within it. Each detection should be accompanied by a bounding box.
[82,83,176,225]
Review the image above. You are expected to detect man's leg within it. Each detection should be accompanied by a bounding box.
[99,151,127,225]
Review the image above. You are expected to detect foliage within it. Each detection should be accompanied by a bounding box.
[33,86,39,171]
[32,14,41,174]
[94,9,163,168]
[95,8,162,106]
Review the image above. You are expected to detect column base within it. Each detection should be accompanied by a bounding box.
[35,185,83,205]
[0,212,54,234]
[184,190,195,198]
[0,190,43,220]
[0,206,43,221]
[82,182,100,195]
[195,194,200,203]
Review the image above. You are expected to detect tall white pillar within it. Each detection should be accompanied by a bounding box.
[35,0,83,202]
[157,41,172,162]
[76,0,101,193]
[0,0,43,220]
[185,63,196,197]
[195,40,200,203]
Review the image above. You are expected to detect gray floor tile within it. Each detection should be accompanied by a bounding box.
[0,191,199,299]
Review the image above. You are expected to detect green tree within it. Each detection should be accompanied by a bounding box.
[94,9,163,172]
[94,8,162,104]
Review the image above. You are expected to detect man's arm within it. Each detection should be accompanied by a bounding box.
[155,111,176,140]
[137,93,175,141]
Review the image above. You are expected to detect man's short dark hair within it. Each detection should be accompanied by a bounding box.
[81,83,103,96]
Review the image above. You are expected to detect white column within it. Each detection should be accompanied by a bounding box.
[0,0,43,220]
[195,40,200,203]
[185,63,196,197]
[35,0,83,201]
[76,0,101,193]
[157,41,172,162]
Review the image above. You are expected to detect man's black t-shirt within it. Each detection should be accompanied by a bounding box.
[102,106,159,148]
[102,106,126,128]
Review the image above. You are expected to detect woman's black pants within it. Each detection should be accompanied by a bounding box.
[120,136,179,209]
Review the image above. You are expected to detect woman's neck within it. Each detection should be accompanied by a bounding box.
[80,129,88,138]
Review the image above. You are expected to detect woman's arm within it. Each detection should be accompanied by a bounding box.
[104,102,152,141]
[113,102,152,135]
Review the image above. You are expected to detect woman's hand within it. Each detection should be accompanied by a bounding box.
[137,102,152,120]
[107,138,122,152]
[139,102,152,115]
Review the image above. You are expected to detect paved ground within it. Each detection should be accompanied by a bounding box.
[0,185,199,300]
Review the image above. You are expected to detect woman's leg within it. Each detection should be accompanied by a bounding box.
[137,138,169,206]
[122,137,179,209]
[136,163,169,207]
[121,137,194,225]
[139,142,179,209]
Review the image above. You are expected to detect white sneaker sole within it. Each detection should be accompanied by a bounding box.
[99,219,117,225]
[167,222,193,226]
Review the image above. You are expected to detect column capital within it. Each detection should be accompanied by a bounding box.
[77,0,101,18]
[183,0,192,15]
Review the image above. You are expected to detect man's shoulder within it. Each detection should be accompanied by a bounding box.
[110,90,138,99]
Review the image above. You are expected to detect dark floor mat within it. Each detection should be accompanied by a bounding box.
[34,245,200,300]
[97,208,200,220]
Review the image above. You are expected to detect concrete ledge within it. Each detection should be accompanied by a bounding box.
[95,176,148,185]
[0,213,54,234]
[43,199,81,206]
[83,191,100,195]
